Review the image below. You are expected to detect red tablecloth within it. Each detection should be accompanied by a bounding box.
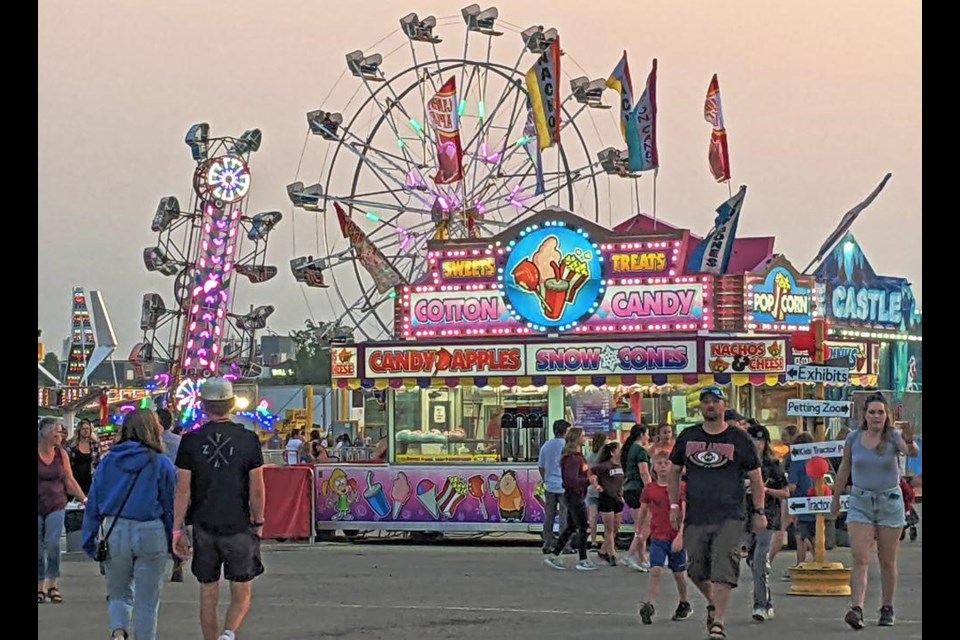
[262,465,313,540]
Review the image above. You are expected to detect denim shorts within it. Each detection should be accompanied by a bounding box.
[585,495,599,508]
[649,537,687,573]
[847,485,906,529]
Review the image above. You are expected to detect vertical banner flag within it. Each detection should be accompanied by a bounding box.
[606,51,634,142]
[626,58,659,172]
[687,185,748,275]
[523,98,546,195]
[704,74,731,183]
[428,77,465,185]
[334,202,405,294]
[525,38,562,150]
[804,173,893,272]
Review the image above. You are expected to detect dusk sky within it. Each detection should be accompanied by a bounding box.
[38,0,921,353]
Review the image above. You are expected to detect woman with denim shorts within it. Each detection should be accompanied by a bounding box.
[831,393,919,629]
[585,432,607,550]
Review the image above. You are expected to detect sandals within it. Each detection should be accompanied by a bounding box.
[38,591,46,603]
[708,622,726,639]
[46,587,63,604]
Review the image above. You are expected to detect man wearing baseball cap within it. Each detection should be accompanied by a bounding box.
[667,386,765,640]
[172,378,265,640]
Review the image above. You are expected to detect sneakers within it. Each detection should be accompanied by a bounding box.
[844,606,865,630]
[878,606,895,627]
[781,566,797,581]
[639,602,655,625]
[637,560,652,572]
[752,607,768,622]
[597,552,618,567]
[765,607,775,620]
[543,555,566,570]
[575,560,598,571]
[671,601,693,621]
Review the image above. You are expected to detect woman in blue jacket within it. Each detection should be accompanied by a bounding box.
[82,410,176,640]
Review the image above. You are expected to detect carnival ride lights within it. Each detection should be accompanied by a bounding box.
[137,124,280,420]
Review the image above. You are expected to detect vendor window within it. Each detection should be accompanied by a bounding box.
[392,386,548,464]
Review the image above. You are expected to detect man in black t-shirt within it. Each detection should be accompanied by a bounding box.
[668,386,765,640]
[174,378,265,640]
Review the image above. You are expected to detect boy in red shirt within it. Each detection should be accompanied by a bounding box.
[638,450,692,624]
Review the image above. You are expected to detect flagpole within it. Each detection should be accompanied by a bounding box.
[652,169,658,230]
[633,177,642,220]
[727,180,732,198]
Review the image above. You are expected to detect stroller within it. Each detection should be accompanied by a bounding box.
[899,476,919,542]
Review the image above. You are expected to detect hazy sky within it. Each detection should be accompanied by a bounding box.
[38,0,921,353]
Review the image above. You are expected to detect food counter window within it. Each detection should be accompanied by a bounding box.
[752,386,802,441]
[605,383,733,439]
[392,386,549,464]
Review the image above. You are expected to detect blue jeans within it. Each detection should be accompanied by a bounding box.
[102,518,168,640]
[38,510,65,582]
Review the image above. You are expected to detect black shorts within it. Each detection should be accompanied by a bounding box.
[192,525,265,584]
[623,489,643,510]
[794,519,816,541]
[598,494,624,514]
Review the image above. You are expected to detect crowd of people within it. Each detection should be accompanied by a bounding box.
[38,378,265,640]
[39,383,919,639]
[537,387,920,638]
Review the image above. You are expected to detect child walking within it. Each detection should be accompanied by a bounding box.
[591,441,624,566]
[638,450,692,623]
[543,427,597,571]
[747,423,789,621]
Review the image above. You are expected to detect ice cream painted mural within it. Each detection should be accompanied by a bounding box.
[315,465,637,529]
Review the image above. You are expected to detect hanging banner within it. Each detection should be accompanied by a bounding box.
[626,59,658,172]
[525,38,561,150]
[704,74,731,183]
[334,202,405,294]
[428,76,465,185]
[687,186,746,275]
[606,51,634,142]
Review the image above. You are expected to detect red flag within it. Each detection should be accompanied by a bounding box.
[704,74,731,183]
[427,77,465,184]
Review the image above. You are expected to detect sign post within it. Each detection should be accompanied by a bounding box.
[788,320,851,597]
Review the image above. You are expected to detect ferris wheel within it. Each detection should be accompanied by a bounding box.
[288,6,634,341]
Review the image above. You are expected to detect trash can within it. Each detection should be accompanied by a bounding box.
[64,509,84,553]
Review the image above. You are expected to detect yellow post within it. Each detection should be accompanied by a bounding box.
[305,385,314,431]
[814,478,827,564]
[789,319,850,596]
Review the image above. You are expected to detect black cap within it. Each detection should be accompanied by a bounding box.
[748,423,771,442]
[724,408,746,423]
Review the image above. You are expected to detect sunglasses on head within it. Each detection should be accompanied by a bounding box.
[699,386,726,400]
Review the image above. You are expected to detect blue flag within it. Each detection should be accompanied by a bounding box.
[687,186,747,275]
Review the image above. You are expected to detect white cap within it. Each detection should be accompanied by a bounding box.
[200,377,234,401]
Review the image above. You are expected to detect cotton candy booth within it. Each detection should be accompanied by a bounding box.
[317,208,812,535]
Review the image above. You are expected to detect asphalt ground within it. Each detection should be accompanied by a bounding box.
[39,523,922,639]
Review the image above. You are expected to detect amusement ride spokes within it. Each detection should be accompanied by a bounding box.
[289,6,638,341]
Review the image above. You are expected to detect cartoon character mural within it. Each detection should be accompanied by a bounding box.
[322,468,358,520]
[491,470,526,522]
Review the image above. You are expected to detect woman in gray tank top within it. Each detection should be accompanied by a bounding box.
[831,393,919,629]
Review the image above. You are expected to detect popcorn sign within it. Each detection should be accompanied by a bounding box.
[745,259,814,331]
